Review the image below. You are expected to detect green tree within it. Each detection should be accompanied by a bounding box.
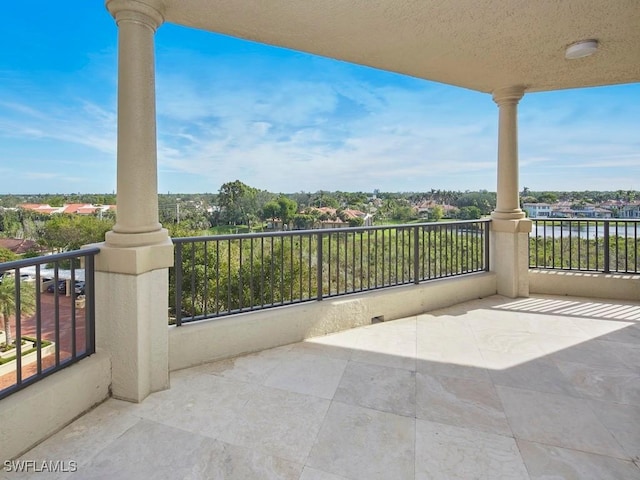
[261,201,280,221]
[293,214,315,230]
[390,203,417,222]
[218,180,258,225]
[310,191,339,209]
[428,205,444,221]
[41,215,113,252]
[538,192,558,204]
[0,247,18,263]
[0,278,36,346]
[457,206,482,220]
[456,191,496,215]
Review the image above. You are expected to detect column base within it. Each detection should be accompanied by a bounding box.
[106,227,169,248]
[95,268,169,402]
[490,218,532,298]
[92,235,173,275]
[91,239,174,402]
[491,210,526,221]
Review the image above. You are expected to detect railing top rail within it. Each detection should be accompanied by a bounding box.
[172,218,492,244]
[0,246,100,272]
[532,218,640,223]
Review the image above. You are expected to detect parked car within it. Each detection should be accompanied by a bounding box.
[74,281,85,295]
[46,280,65,294]
[46,280,85,295]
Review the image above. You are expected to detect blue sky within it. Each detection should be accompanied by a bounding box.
[1,2,638,195]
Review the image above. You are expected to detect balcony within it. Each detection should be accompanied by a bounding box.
[10,294,640,478]
[1,0,639,476]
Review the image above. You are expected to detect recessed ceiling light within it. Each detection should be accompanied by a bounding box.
[565,39,599,60]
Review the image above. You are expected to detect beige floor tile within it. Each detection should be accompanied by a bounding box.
[307,401,415,480]
[362,316,416,334]
[217,385,330,463]
[417,334,488,380]
[263,352,347,399]
[471,309,587,339]
[14,399,140,472]
[289,339,354,360]
[299,466,354,480]
[556,360,640,405]
[306,327,365,351]
[128,373,256,439]
[350,329,416,371]
[416,314,473,339]
[487,355,580,396]
[596,324,640,345]
[479,348,536,370]
[545,339,632,368]
[12,294,640,480]
[497,386,627,459]
[588,400,640,460]
[80,419,303,480]
[416,372,512,436]
[199,345,294,383]
[609,341,640,370]
[517,439,640,480]
[471,328,546,356]
[415,419,529,480]
[334,360,416,417]
[570,317,639,337]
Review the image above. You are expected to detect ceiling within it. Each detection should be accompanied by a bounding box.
[140,0,640,94]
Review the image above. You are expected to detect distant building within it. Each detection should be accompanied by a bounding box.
[0,238,45,255]
[523,201,618,219]
[522,203,552,218]
[620,201,640,219]
[413,200,458,218]
[309,207,373,228]
[19,203,116,216]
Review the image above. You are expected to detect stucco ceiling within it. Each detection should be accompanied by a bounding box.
[147,0,640,93]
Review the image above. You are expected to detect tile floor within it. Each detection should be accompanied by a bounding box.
[5,295,640,479]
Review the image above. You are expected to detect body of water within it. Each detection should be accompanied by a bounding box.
[530,223,639,239]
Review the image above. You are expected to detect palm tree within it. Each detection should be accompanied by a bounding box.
[0,278,36,347]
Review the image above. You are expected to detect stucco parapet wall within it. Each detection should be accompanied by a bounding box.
[106,0,164,29]
[169,272,497,371]
[529,270,640,302]
[90,238,174,274]
[491,217,532,233]
[0,351,111,460]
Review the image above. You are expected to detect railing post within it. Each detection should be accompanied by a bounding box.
[14,273,22,385]
[316,232,323,301]
[603,221,610,273]
[86,253,96,355]
[484,220,490,271]
[413,225,420,284]
[175,243,183,326]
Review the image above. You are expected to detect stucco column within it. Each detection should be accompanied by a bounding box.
[492,86,526,220]
[106,0,167,248]
[490,86,531,298]
[92,0,172,403]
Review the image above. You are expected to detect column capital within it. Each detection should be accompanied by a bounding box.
[106,0,164,31]
[492,85,525,106]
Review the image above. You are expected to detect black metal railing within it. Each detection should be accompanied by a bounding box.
[171,220,490,325]
[0,247,98,400]
[529,219,639,273]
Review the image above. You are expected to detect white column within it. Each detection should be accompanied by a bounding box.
[94,0,173,402]
[490,86,531,298]
[492,86,525,220]
[106,0,167,247]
